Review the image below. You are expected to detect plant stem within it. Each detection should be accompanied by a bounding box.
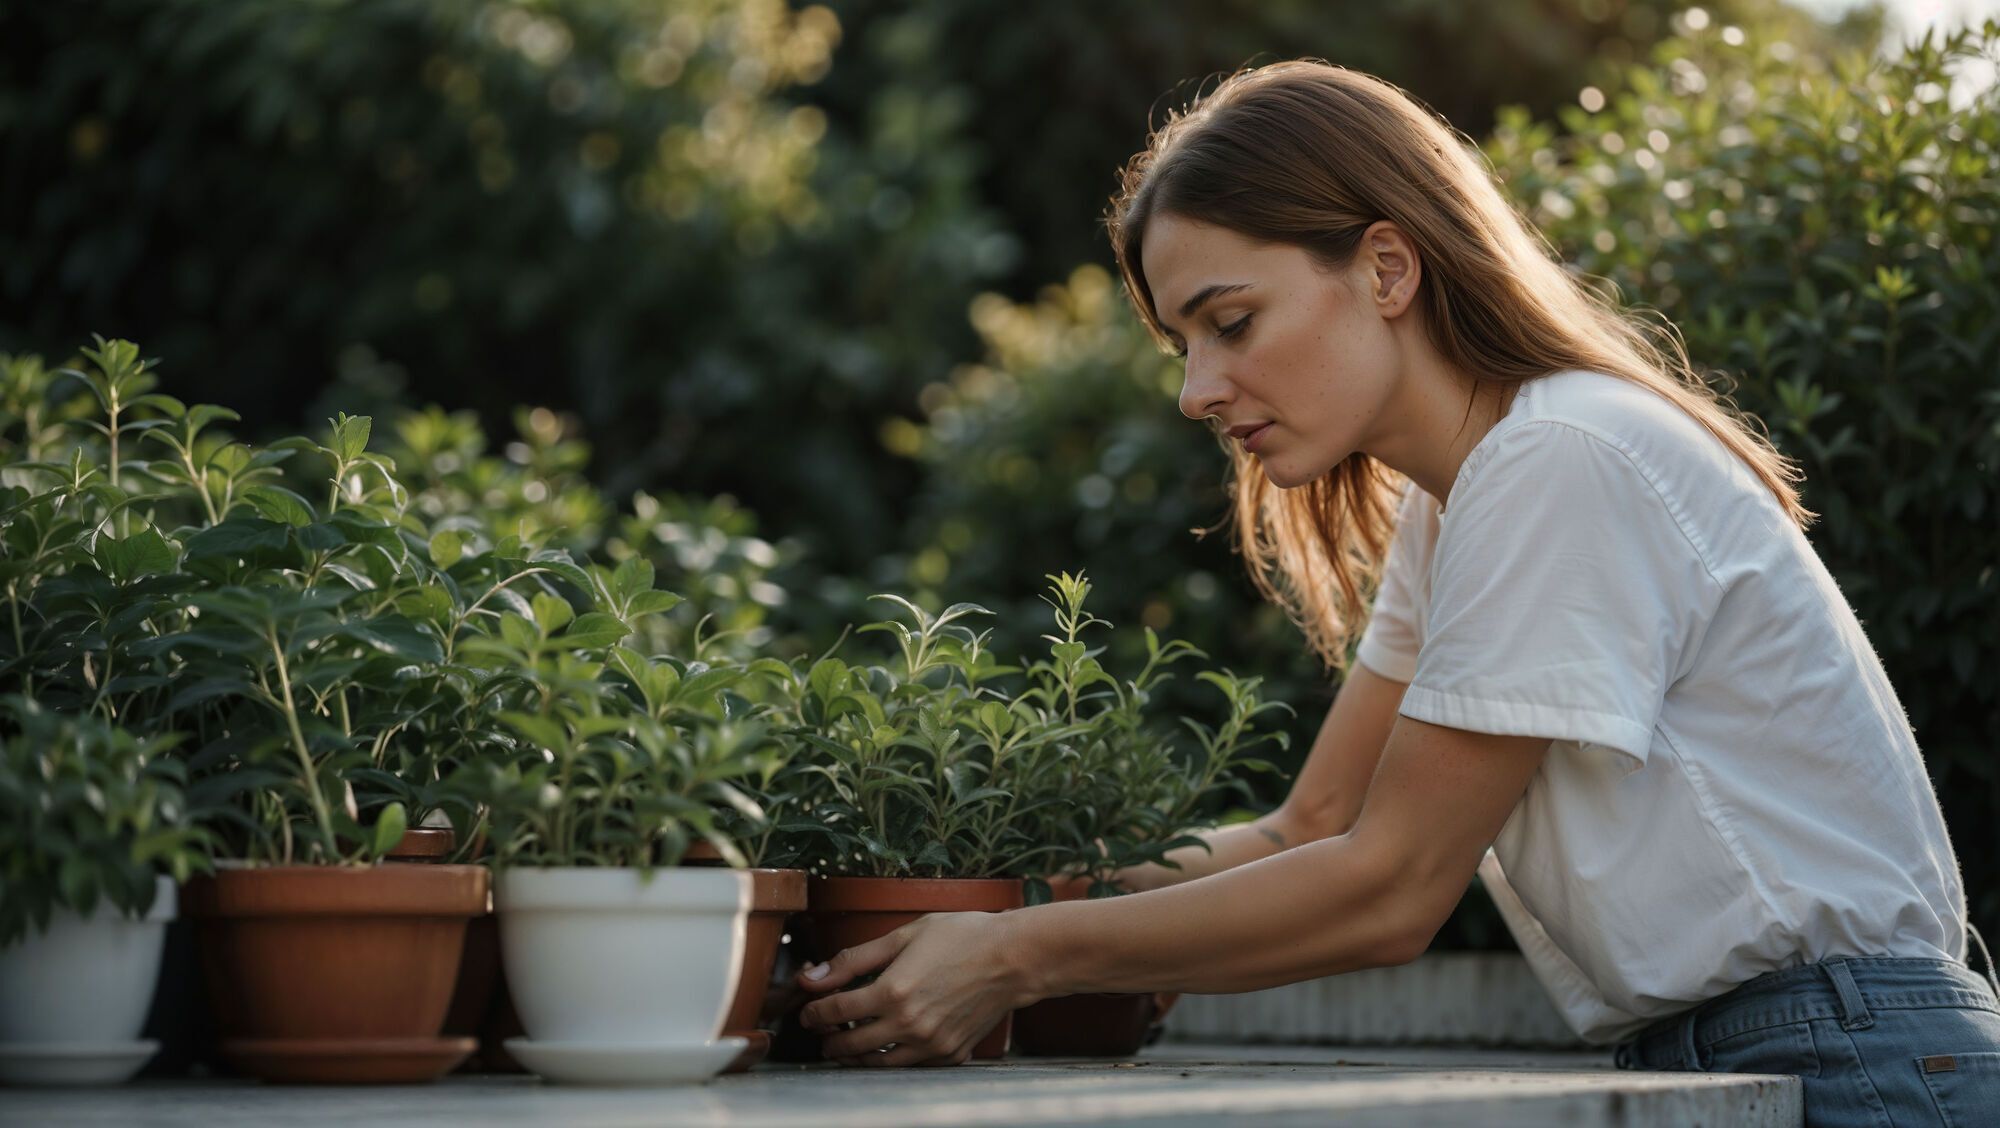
[268,623,340,861]
[448,566,557,661]
[180,444,220,526]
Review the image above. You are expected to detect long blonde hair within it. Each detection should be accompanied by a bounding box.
[1105,60,1812,675]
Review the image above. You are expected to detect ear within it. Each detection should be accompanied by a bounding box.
[1359,220,1421,318]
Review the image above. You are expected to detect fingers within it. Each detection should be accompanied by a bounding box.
[820,1011,908,1060]
[796,926,911,995]
[798,980,882,1034]
[833,1032,975,1068]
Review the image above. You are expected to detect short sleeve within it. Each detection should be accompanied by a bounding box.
[1399,421,1722,769]
[1354,481,1435,683]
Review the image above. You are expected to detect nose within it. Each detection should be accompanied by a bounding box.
[1177,347,1235,422]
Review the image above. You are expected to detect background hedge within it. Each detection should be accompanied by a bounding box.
[4,0,1989,948]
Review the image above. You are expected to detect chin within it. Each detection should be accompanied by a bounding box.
[1260,459,1312,489]
[1260,450,1339,489]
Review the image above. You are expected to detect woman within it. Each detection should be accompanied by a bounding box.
[795,60,1999,1124]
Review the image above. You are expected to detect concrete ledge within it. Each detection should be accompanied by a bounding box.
[1165,952,1587,1048]
[0,1043,1800,1127]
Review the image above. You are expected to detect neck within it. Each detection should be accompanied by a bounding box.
[1363,358,1516,510]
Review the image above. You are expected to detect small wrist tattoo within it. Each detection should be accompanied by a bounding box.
[1259,826,1287,848]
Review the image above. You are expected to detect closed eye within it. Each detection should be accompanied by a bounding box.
[1169,314,1253,359]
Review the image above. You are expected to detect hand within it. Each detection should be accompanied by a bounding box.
[795,911,1039,1067]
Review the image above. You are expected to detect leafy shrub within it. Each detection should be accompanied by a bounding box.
[761,571,1289,888]
[1483,19,2000,936]
[434,556,795,870]
[898,16,1995,943]
[0,696,215,944]
[0,338,776,867]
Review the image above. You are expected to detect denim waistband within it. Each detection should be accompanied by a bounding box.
[1615,956,2000,1071]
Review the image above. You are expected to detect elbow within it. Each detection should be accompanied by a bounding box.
[1375,913,1441,967]
[1340,843,1453,969]
[1274,799,1347,845]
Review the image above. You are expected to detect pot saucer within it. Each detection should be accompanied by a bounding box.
[504,1036,747,1085]
[0,1039,159,1085]
[219,1035,474,1084]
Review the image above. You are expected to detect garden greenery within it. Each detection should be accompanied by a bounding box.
[763,570,1291,900]
[0,695,215,944]
[0,337,784,870]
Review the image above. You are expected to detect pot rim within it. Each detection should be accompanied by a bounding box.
[493,865,750,914]
[184,864,489,918]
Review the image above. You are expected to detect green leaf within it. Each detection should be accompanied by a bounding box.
[559,612,629,650]
[612,556,654,603]
[244,485,315,527]
[430,529,465,571]
[499,711,569,752]
[129,393,187,418]
[183,515,289,560]
[370,802,409,859]
[335,414,373,461]
[339,617,444,664]
[531,592,574,634]
[187,403,242,433]
[627,589,682,616]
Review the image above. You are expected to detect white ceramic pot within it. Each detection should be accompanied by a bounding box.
[494,867,749,1046]
[0,873,174,1084]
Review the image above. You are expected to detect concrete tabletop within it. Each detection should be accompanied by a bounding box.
[0,1042,1800,1127]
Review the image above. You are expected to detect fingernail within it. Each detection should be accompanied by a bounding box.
[805,962,829,980]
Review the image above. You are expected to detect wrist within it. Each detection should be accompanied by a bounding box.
[998,903,1065,1005]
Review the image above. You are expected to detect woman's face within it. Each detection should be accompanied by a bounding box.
[1139,211,1408,488]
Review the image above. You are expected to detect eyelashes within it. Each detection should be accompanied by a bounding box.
[1169,314,1253,360]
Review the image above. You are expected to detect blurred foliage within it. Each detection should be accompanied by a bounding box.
[0,0,1866,588]
[904,14,1997,945]
[0,0,1007,581]
[374,397,802,661]
[807,0,1881,295]
[7,0,1989,948]
[1485,17,2000,941]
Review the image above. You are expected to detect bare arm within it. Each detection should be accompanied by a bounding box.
[1113,662,1408,892]
[1027,716,1549,996]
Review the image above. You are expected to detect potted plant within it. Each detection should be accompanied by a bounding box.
[773,577,1136,1061]
[1006,577,1293,1055]
[0,339,498,1083]
[0,699,216,1085]
[442,562,793,1086]
[676,640,817,1074]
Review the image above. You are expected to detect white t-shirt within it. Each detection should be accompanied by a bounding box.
[1354,368,1967,1045]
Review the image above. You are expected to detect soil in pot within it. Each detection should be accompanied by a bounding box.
[185,864,488,1084]
[1013,875,1180,1057]
[803,876,1024,1061]
[682,841,807,1073]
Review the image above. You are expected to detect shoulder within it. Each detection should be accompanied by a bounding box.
[1478,370,1738,484]
[1444,373,1734,587]
[1457,370,1746,518]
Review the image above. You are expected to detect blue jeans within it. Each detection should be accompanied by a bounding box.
[1613,956,2000,1127]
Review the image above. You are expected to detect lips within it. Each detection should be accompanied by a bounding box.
[1237,422,1274,452]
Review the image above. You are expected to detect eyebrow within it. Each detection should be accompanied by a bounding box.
[1160,282,1254,334]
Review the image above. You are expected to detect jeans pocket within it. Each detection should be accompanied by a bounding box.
[1702,1019,1820,1078]
[1915,1051,2000,1128]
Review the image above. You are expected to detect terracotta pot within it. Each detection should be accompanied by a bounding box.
[803,876,1023,1061]
[383,827,456,862]
[681,841,806,1073]
[184,864,489,1084]
[1013,874,1180,1057]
